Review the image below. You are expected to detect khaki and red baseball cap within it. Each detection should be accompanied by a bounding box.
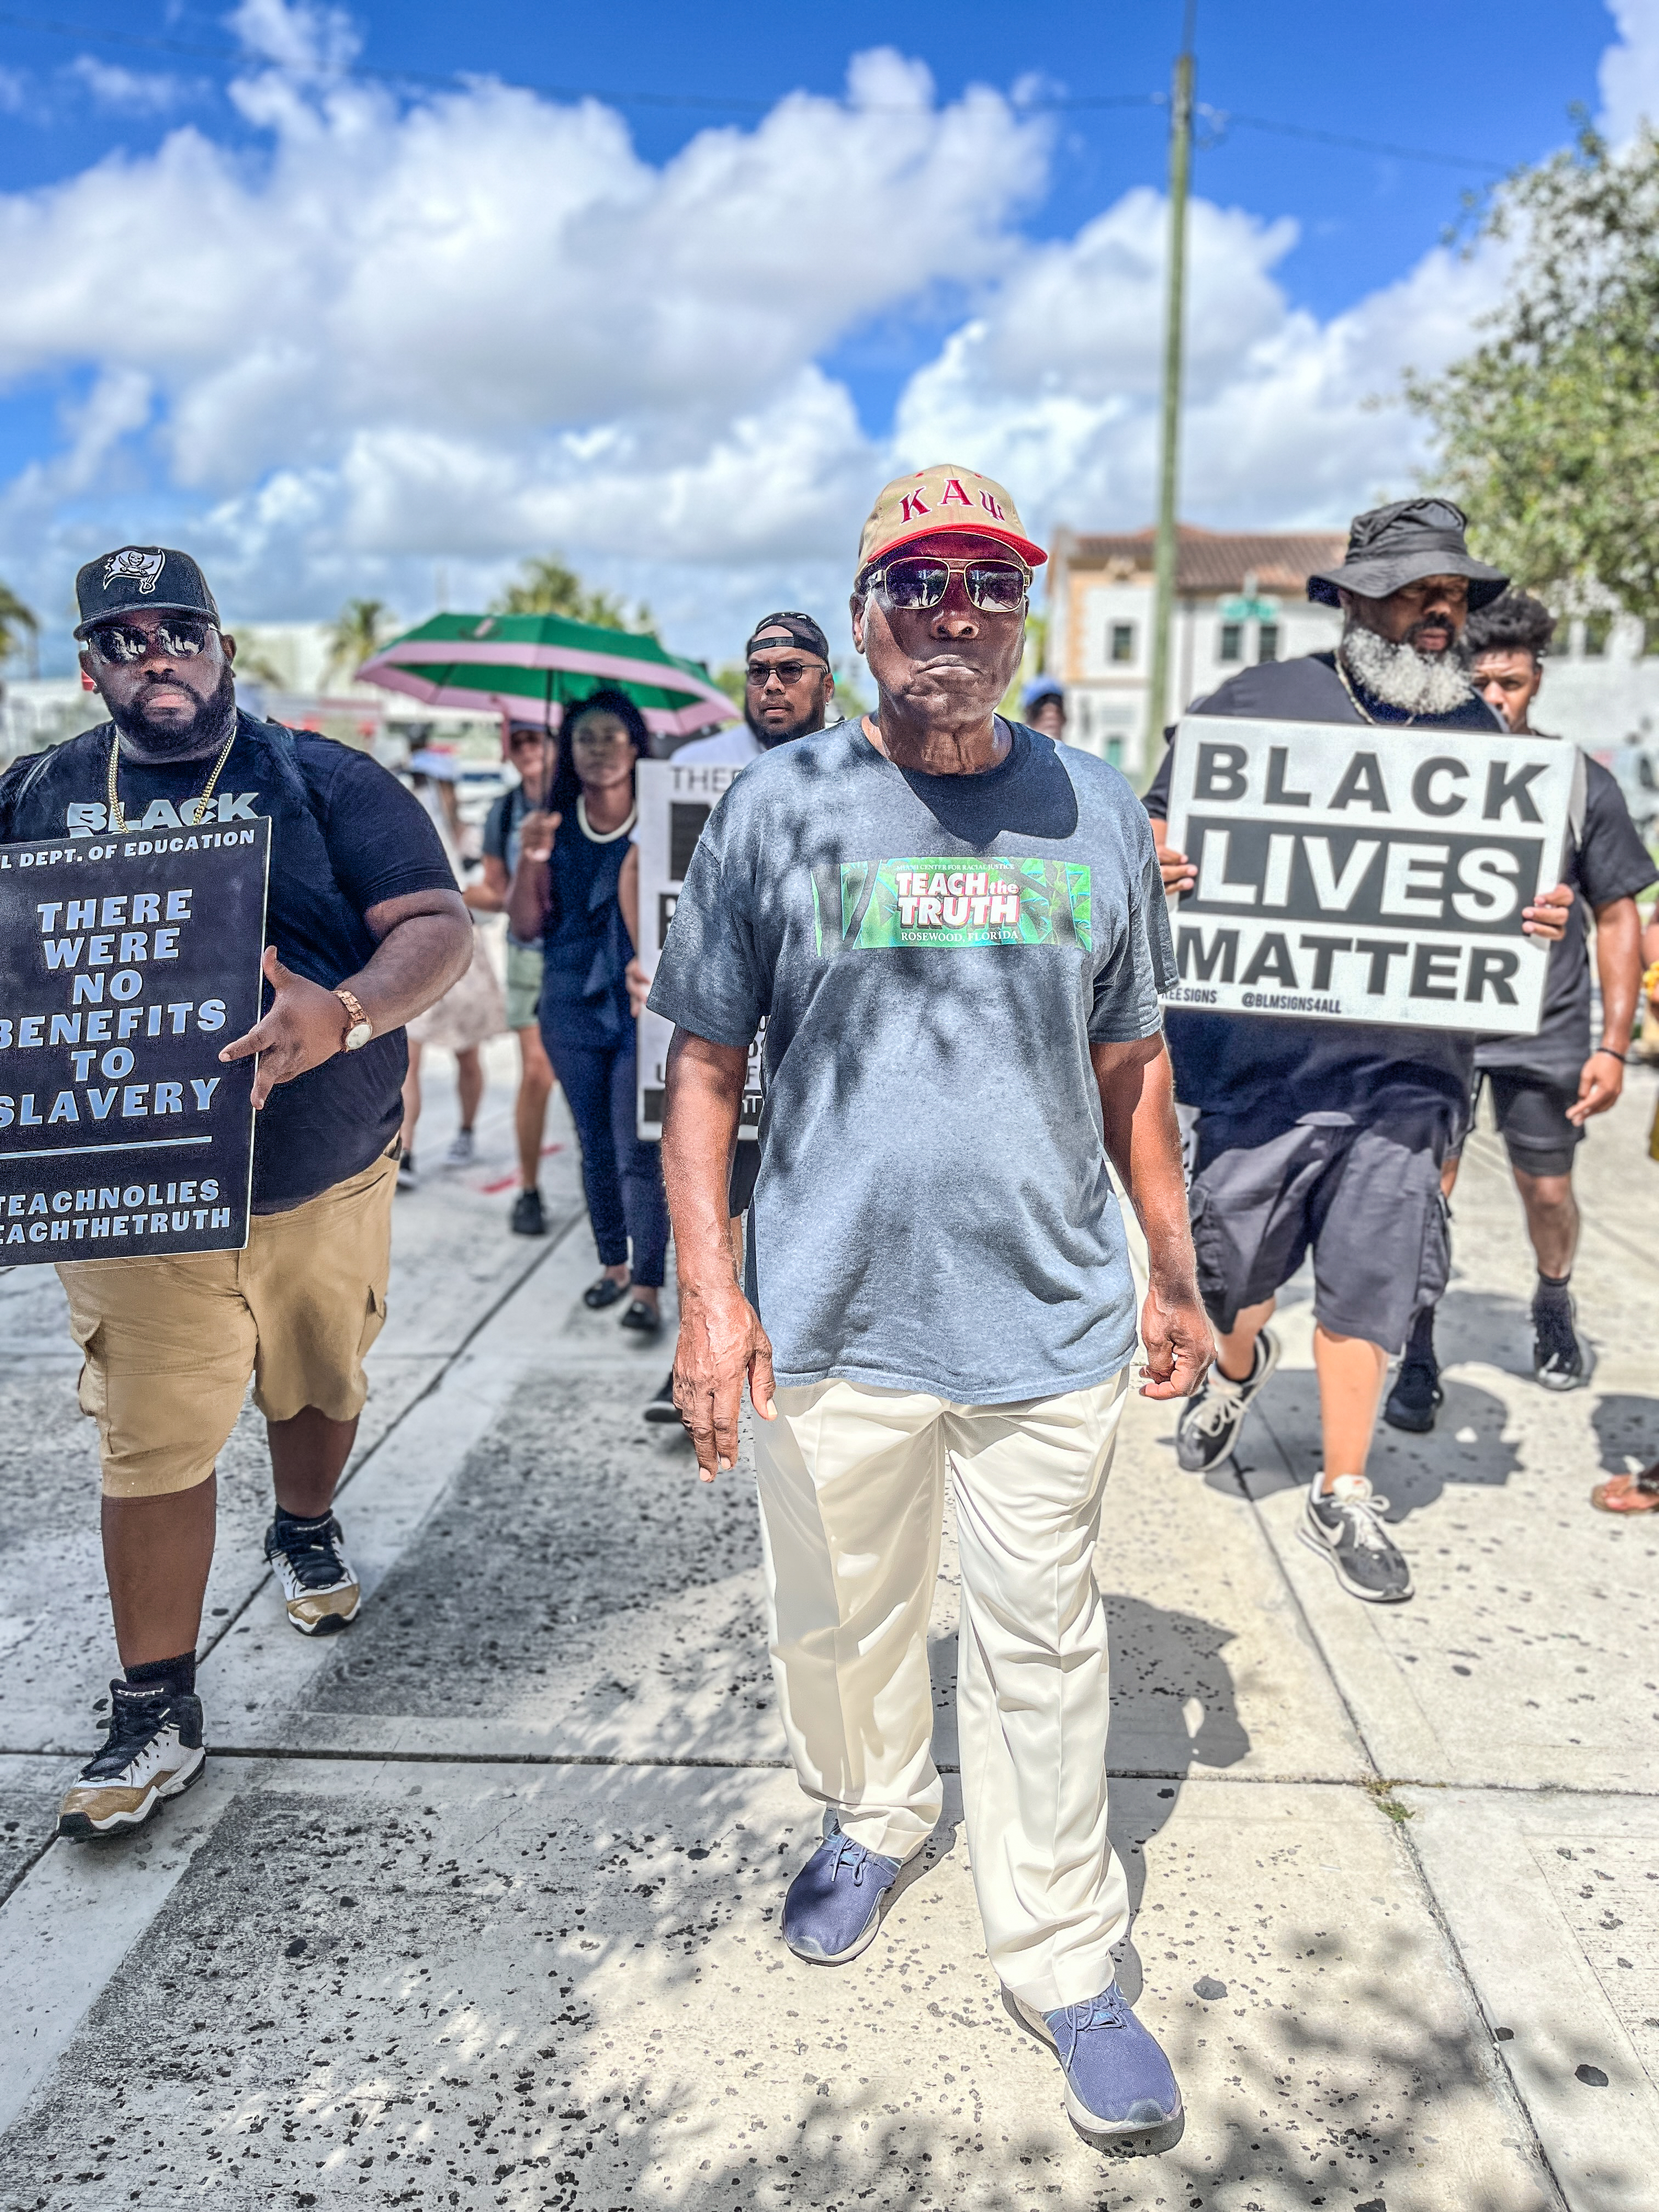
[855,464,1046,580]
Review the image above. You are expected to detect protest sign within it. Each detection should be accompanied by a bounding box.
[0,819,269,1262]
[634,758,762,1142]
[1162,716,1577,1032]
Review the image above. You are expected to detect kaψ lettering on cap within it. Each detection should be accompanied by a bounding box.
[855,464,1046,583]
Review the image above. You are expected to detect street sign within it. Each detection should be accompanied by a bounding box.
[1161,715,1576,1032]
[0,820,270,1261]
[634,759,763,1142]
[1218,596,1279,624]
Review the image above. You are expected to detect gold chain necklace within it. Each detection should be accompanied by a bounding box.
[107,723,238,833]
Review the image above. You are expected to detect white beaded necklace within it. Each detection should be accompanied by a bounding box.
[576,794,637,844]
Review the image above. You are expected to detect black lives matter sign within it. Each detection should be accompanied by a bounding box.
[0,819,270,1261]
[1162,717,1576,1032]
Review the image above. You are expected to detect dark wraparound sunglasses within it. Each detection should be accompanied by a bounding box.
[87,618,219,664]
[870,556,1030,616]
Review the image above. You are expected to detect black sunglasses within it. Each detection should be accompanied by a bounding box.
[86,617,218,665]
[870,556,1030,616]
[746,658,823,686]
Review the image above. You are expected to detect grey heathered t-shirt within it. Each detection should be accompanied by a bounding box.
[647,717,1175,1403]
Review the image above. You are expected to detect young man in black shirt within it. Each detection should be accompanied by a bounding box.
[1,546,471,1841]
[1144,502,1571,1605]
[1384,591,1656,1421]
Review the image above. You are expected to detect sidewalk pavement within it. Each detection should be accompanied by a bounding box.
[0,1039,1654,2210]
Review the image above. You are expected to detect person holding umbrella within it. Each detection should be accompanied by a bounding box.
[509,690,668,1330]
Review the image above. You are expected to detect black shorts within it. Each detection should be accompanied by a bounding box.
[1188,1114,1451,1355]
[1476,1068,1583,1180]
[727,1140,760,1217]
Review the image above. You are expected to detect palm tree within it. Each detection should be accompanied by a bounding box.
[492,555,646,633]
[326,597,394,686]
[0,580,39,680]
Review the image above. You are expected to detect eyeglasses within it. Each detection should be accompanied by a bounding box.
[870,556,1030,616]
[86,617,218,664]
[508,730,547,750]
[746,658,823,686]
[570,722,634,749]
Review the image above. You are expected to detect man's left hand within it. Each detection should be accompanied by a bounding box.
[1138,1279,1214,1400]
[1568,1046,1626,1126]
[1522,882,1573,943]
[219,946,348,1108]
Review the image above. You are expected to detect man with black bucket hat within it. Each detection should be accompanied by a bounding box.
[0,546,471,1842]
[1143,500,1572,1606]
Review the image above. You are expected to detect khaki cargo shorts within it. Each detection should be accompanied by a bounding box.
[58,1147,397,1499]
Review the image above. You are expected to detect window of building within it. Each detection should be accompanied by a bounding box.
[1257,623,1280,664]
[1109,622,1136,664]
[1582,614,1612,657]
[1218,622,1243,663]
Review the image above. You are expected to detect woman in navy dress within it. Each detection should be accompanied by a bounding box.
[507,689,668,1332]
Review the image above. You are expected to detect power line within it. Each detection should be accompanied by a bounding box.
[0,7,1511,172]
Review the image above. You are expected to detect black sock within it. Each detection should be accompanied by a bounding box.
[273,1506,334,1541]
[1405,1304,1436,1361]
[124,1650,196,1701]
[1534,1269,1572,1306]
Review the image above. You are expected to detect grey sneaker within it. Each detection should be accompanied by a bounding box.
[1299,1475,1413,1603]
[444,1128,476,1168]
[1175,1328,1279,1472]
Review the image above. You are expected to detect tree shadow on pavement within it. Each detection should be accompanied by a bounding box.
[1242,1365,1522,1517]
[0,1763,1557,2212]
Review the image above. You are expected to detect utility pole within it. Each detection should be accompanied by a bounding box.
[1146,2,1195,761]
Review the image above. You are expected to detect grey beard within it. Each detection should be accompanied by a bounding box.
[1340,625,1473,716]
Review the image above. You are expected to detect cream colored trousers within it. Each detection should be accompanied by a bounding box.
[754,1368,1132,2012]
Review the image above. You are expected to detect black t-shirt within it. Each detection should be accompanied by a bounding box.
[1474,747,1657,1085]
[0,711,456,1211]
[1143,653,1504,1132]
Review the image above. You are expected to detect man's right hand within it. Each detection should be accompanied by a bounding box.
[1152,823,1196,898]
[674,1282,777,1482]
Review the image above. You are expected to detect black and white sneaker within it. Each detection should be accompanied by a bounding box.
[1174,1328,1279,1472]
[1383,1352,1442,1434]
[1532,1293,1585,1391]
[57,1681,206,1840]
[642,1370,682,1426]
[264,1511,362,1636]
[1299,1475,1413,1604]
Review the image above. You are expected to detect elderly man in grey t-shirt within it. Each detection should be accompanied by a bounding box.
[651,464,1212,2149]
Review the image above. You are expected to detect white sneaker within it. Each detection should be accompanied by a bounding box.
[444,1128,476,1167]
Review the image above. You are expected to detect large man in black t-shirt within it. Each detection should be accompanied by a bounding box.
[1381,590,1656,1420]
[0,546,471,1843]
[1143,501,1571,1606]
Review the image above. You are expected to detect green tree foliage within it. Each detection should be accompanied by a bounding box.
[326,597,395,685]
[1409,122,1659,620]
[492,555,650,633]
[0,579,39,674]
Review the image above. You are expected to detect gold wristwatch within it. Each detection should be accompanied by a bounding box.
[335,987,373,1052]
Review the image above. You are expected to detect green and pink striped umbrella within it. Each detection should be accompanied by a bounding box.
[357,610,737,739]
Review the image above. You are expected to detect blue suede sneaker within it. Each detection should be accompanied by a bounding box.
[781,1821,902,1965]
[1015,1984,1183,2146]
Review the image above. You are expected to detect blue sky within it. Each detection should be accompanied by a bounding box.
[0,0,1645,666]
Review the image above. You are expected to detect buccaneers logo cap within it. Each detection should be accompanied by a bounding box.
[74,546,222,638]
[855,465,1046,581]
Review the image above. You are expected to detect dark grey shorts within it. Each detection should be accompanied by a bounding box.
[1188,1116,1451,1354]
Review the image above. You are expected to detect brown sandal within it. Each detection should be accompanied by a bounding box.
[1590,1465,1659,1514]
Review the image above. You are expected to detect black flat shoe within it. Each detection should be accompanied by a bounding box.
[584,1274,629,1310]
[619,1299,661,1334]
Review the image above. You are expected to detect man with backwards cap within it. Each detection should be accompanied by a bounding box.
[1143,500,1571,1606]
[652,466,1206,2147]
[0,547,470,1843]
[620,611,837,1421]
